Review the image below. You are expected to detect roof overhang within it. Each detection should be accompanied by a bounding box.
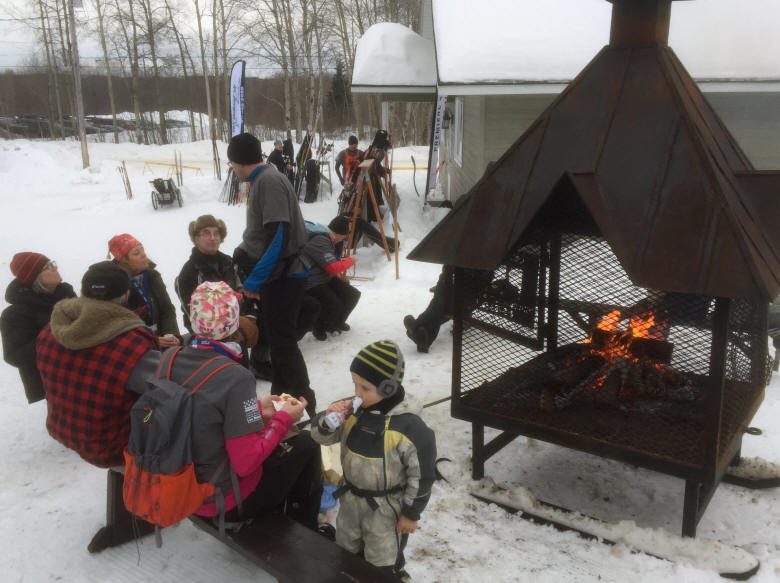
[350,85,437,102]
[436,80,780,97]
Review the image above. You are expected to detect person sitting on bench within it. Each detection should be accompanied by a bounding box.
[1,251,76,404]
[181,281,323,530]
[311,341,437,581]
[37,261,161,467]
[36,261,161,552]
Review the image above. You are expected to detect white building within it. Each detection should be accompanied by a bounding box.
[352,0,780,204]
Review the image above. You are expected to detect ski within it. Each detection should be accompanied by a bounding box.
[724,456,780,489]
[469,481,759,580]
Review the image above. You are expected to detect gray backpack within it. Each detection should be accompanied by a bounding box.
[123,347,240,540]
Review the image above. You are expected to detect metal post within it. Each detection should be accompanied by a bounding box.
[67,0,90,168]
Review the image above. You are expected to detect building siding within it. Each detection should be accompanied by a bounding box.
[440,91,779,202]
[705,92,780,170]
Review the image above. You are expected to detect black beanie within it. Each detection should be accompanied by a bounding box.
[350,340,404,389]
[81,261,130,301]
[328,215,350,236]
[227,132,263,165]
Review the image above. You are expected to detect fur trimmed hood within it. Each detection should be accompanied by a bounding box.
[50,297,146,350]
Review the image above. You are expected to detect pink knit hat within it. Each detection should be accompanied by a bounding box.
[189,281,241,340]
[108,233,142,260]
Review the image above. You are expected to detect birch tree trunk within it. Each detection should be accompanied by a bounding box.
[311,0,325,140]
[140,0,168,144]
[38,1,62,139]
[94,0,118,143]
[270,0,292,139]
[281,0,302,141]
[212,0,222,141]
[54,0,76,136]
[165,0,196,141]
[301,0,315,133]
[196,0,220,178]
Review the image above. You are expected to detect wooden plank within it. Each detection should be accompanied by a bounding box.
[190,514,397,583]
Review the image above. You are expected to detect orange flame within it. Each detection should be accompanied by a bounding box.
[597,310,622,332]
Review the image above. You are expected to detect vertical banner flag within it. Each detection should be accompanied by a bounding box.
[230,60,246,137]
[425,93,447,200]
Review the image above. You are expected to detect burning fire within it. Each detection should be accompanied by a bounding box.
[578,309,669,398]
[586,309,666,341]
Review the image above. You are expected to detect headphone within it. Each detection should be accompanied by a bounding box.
[376,346,405,398]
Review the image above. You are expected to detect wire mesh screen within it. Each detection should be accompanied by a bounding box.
[718,298,770,463]
[457,235,768,470]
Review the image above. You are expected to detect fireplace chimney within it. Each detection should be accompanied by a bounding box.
[608,0,674,47]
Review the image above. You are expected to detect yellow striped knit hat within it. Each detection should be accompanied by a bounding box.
[350,340,404,389]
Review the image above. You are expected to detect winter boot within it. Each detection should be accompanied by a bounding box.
[250,345,273,381]
[403,315,417,339]
[316,523,336,541]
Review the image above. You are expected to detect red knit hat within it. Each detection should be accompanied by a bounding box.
[10,252,49,286]
[108,233,142,260]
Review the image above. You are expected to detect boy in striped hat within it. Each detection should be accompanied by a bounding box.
[311,340,437,581]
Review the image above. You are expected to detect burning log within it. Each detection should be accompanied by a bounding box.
[535,309,700,410]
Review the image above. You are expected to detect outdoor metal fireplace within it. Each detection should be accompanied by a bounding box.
[409,0,780,537]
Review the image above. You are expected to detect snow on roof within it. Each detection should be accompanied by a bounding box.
[351,22,436,88]
[432,0,780,84]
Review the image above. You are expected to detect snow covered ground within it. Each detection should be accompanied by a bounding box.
[0,137,779,582]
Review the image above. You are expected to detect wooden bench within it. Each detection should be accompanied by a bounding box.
[189,515,397,583]
[92,470,396,583]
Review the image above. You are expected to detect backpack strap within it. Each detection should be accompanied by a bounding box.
[156,346,183,379]
[157,347,238,396]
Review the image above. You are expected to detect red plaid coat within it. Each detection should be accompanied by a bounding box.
[37,325,157,467]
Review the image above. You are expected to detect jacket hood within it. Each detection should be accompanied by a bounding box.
[5,279,75,307]
[386,391,422,416]
[50,297,146,350]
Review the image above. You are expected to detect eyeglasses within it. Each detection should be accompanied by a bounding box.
[43,261,58,271]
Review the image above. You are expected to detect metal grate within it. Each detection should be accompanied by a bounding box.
[456,235,768,471]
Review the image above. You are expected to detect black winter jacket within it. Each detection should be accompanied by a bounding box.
[175,247,241,332]
[0,279,76,403]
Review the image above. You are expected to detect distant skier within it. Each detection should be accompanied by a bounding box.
[335,135,363,186]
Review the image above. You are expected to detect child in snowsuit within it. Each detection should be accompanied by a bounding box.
[310,340,437,580]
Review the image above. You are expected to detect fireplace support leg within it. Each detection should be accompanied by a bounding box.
[682,481,701,537]
[682,480,718,537]
[472,424,484,479]
[472,424,521,480]
[730,445,742,467]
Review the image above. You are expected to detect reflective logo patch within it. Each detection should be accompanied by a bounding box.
[243,398,262,425]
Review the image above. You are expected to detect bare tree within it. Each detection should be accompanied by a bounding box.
[195,0,220,178]
[139,0,168,144]
[164,0,196,140]
[281,0,302,140]
[94,0,118,142]
[67,0,90,166]
[38,0,64,138]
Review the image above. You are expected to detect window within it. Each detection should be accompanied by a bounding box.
[452,97,464,167]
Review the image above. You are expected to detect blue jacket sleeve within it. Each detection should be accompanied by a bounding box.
[244,223,286,292]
